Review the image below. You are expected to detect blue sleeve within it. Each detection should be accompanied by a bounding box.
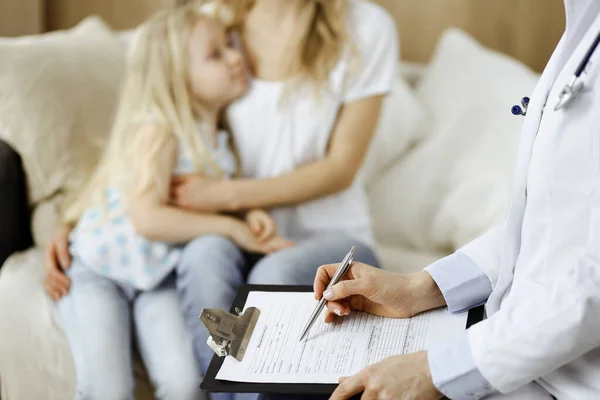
[428,332,495,399]
[424,251,493,313]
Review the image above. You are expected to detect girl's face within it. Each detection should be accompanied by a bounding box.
[188,18,247,110]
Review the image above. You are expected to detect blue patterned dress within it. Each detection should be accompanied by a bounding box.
[68,127,236,290]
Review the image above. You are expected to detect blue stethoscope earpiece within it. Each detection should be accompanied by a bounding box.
[511,97,530,116]
[511,105,524,116]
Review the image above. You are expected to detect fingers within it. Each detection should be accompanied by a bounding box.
[264,237,294,253]
[55,237,72,270]
[171,186,189,208]
[325,279,368,302]
[48,264,71,291]
[258,218,275,242]
[43,277,69,301]
[169,177,193,208]
[258,227,273,242]
[330,372,365,400]
[170,174,198,186]
[43,279,61,301]
[360,391,378,400]
[44,243,59,272]
[314,263,340,300]
[247,216,263,236]
[325,300,351,318]
[170,175,186,185]
[313,261,367,299]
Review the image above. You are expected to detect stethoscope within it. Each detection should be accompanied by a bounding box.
[512,30,600,116]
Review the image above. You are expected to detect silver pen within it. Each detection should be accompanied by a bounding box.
[298,246,356,342]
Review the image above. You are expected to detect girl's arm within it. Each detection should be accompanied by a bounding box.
[129,124,238,244]
[226,95,383,211]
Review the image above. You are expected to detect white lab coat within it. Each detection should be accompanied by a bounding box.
[459,0,600,398]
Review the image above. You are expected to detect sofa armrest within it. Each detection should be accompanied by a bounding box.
[0,139,33,268]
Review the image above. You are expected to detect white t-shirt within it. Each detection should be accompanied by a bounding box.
[226,0,398,245]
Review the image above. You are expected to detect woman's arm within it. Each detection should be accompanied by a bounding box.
[129,125,286,254]
[129,125,238,243]
[172,96,383,212]
[226,96,383,211]
[163,92,384,214]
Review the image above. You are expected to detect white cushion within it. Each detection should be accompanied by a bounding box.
[376,243,446,274]
[369,28,539,252]
[361,68,431,188]
[0,16,125,206]
[416,27,539,126]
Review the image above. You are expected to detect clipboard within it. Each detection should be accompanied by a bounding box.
[200,284,485,395]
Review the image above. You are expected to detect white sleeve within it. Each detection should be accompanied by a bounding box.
[343,1,399,103]
[459,224,506,289]
[425,251,492,313]
[468,264,600,393]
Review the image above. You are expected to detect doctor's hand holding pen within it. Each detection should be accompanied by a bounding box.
[314,263,446,400]
[314,262,446,322]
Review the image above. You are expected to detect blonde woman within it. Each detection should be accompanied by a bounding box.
[170,0,398,395]
[52,5,289,399]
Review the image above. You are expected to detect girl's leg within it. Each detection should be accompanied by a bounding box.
[133,275,204,400]
[176,235,250,391]
[55,261,134,400]
[248,233,379,286]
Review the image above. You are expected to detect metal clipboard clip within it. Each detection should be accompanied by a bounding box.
[199,307,261,362]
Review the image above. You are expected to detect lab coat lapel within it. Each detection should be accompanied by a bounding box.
[485,38,565,313]
[488,3,600,313]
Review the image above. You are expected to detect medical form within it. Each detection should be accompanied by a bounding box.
[215,291,467,384]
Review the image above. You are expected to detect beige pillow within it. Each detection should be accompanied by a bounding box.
[0,16,126,206]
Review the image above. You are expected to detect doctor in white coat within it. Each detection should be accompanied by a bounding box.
[311,0,600,399]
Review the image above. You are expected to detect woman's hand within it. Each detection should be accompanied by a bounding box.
[262,235,295,253]
[314,262,446,322]
[43,225,73,301]
[330,351,443,400]
[171,174,236,212]
[228,219,294,254]
[245,209,276,242]
[227,219,270,254]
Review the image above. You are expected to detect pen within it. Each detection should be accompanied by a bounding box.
[298,246,355,342]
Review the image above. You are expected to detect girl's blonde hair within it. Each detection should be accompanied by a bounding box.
[182,0,352,87]
[62,4,223,224]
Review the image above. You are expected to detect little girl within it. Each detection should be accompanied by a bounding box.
[56,4,289,400]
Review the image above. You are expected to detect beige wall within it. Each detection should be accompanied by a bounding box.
[45,0,172,31]
[0,0,44,36]
[2,0,566,72]
[373,0,566,72]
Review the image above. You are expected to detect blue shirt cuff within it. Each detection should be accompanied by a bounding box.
[428,332,495,399]
[424,251,493,313]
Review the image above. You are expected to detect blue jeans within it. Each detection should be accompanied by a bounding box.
[176,233,379,400]
[56,260,204,400]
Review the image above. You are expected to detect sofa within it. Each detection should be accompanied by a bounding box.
[0,16,540,400]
